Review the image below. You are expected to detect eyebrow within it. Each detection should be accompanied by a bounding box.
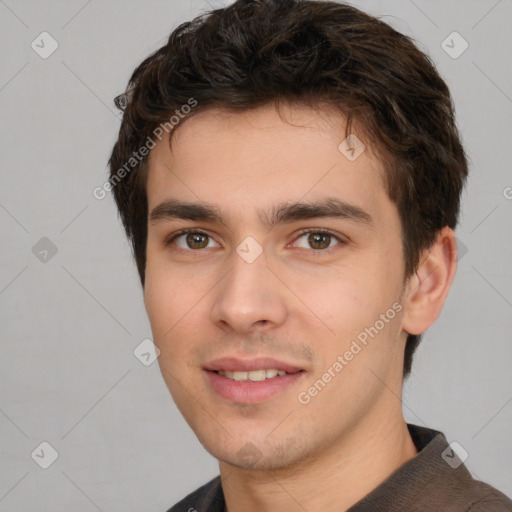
[149,197,374,229]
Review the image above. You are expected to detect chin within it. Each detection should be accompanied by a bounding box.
[200,434,312,472]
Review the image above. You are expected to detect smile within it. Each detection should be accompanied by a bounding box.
[215,369,288,381]
[205,368,305,404]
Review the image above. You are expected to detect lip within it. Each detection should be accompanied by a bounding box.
[204,356,303,373]
[204,369,305,404]
[203,356,306,404]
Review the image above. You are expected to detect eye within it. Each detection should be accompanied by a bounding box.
[165,229,218,251]
[164,228,346,254]
[292,229,346,251]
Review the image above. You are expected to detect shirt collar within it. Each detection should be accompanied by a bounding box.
[200,423,471,512]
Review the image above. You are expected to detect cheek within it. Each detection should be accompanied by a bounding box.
[144,274,193,387]
[289,265,378,336]
[144,258,212,370]
[144,262,187,341]
[301,268,401,362]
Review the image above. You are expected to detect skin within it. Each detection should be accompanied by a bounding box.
[144,103,458,511]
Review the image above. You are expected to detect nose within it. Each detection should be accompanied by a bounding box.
[210,246,288,335]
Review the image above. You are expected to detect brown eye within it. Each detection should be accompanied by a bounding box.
[185,232,210,249]
[166,230,217,251]
[293,230,343,251]
[307,232,331,250]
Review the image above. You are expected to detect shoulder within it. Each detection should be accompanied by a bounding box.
[425,462,512,511]
[165,476,223,512]
[406,425,512,511]
[464,482,512,511]
[432,476,512,512]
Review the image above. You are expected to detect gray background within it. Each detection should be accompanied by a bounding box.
[1,0,511,510]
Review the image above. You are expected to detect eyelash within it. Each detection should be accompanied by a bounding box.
[164,228,347,256]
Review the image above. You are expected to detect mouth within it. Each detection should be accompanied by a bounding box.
[204,356,304,374]
[204,357,306,403]
[214,368,300,381]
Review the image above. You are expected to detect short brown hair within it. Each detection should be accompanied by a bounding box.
[108,0,468,378]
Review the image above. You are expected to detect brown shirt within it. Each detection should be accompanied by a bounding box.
[166,423,512,511]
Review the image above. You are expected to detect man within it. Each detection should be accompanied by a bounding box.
[108,0,512,510]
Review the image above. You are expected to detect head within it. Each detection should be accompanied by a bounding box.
[108,0,467,470]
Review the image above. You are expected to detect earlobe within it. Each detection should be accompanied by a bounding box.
[401,227,458,336]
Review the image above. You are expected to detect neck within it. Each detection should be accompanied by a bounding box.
[219,405,418,512]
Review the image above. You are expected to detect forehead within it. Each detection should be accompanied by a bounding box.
[145,104,394,231]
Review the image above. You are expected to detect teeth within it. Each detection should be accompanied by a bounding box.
[248,370,266,381]
[216,368,288,381]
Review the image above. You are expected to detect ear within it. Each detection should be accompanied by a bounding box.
[401,226,458,336]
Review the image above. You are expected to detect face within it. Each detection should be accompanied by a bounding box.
[144,103,410,471]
